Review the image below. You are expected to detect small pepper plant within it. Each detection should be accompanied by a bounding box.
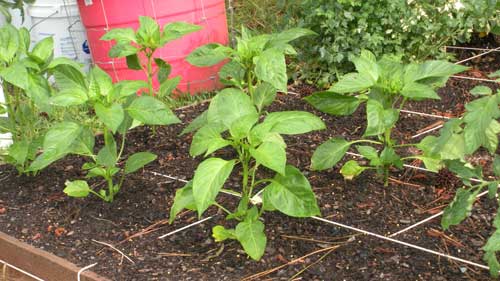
[305,50,468,185]
[419,83,500,277]
[100,16,202,98]
[169,88,325,260]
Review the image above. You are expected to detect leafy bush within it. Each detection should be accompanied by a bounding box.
[286,0,499,86]
[305,50,467,185]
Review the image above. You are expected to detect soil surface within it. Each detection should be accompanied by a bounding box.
[1,42,500,281]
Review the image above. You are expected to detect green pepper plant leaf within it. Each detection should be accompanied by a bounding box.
[305,50,468,185]
[170,88,324,260]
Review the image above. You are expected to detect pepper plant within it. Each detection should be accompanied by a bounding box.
[0,0,35,23]
[305,50,467,185]
[419,84,500,276]
[0,23,83,173]
[27,65,179,202]
[100,16,201,98]
[169,88,325,260]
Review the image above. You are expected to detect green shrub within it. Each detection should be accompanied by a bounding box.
[286,0,499,86]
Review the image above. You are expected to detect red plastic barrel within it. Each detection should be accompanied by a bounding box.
[76,0,228,93]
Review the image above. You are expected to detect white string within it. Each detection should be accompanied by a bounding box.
[310,216,495,272]
[411,124,444,139]
[0,258,45,281]
[158,216,214,239]
[445,46,500,52]
[98,0,119,81]
[451,75,499,84]
[77,263,98,281]
[199,0,208,21]
[400,109,452,120]
[389,190,490,237]
[455,46,500,64]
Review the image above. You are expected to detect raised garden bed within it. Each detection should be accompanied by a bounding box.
[1,43,499,280]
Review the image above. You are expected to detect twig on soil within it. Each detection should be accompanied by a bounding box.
[388,177,425,189]
[455,46,500,64]
[451,75,500,84]
[288,247,337,280]
[91,239,135,265]
[89,215,119,226]
[241,244,343,281]
[158,252,193,257]
[280,235,337,245]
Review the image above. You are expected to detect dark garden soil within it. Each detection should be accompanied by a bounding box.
[1,45,500,281]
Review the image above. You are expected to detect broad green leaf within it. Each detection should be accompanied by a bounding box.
[169,181,197,223]
[186,43,232,67]
[124,152,157,174]
[7,140,29,165]
[158,76,181,98]
[96,140,117,168]
[263,165,320,217]
[219,60,246,87]
[463,95,500,154]
[71,127,95,156]
[137,16,161,47]
[53,64,87,91]
[229,113,259,140]
[126,54,142,70]
[445,160,482,182]
[235,220,266,260]
[442,188,481,229]
[413,156,443,173]
[101,28,136,43]
[311,137,351,171]
[266,28,316,47]
[494,155,500,177]
[340,160,367,180]
[364,99,398,137]
[305,91,361,116]
[47,57,83,71]
[250,133,286,175]
[63,180,91,198]
[484,251,500,278]
[253,83,276,112]
[261,111,325,135]
[380,147,403,168]
[207,88,256,129]
[213,225,237,242]
[109,43,138,58]
[17,27,30,54]
[470,85,492,96]
[190,124,231,157]
[29,36,53,64]
[127,96,180,125]
[0,62,28,90]
[27,73,51,113]
[0,24,19,63]
[193,158,236,216]
[180,110,208,136]
[488,182,499,200]
[404,61,468,84]
[330,73,374,94]
[255,48,287,92]
[155,58,171,83]
[50,88,88,106]
[112,80,148,98]
[95,103,124,133]
[483,231,500,253]
[356,145,380,166]
[429,119,466,160]
[29,122,82,171]
[161,22,202,45]
[401,82,440,100]
[351,50,379,83]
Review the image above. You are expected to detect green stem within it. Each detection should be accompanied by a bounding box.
[89,189,107,201]
[117,132,127,161]
[248,164,259,198]
[146,52,154,96]
[214,202,232,215]
[394,143,419,148]
[106,175,114,202]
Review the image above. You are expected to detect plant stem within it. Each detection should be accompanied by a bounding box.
[117,132,127,160]
[146,52,154,96]
[247,164,259,199]
[214,202,232,215]
[350,139,383,145]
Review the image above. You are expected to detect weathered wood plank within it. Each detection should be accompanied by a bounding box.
[0,232,109,281]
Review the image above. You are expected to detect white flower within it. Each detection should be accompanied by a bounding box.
[454,1,465,10]
[386,29,393,34]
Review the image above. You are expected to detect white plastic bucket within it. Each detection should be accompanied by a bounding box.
[0,86,12,149]
[28,0,91,66]
[0,6,32,28]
